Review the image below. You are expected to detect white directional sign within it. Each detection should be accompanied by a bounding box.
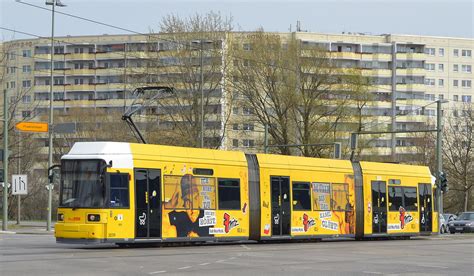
[12,174,28,195]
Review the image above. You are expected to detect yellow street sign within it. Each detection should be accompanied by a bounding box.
[15,122,49,133]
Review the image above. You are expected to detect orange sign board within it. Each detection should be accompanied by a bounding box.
[15,122,49,133]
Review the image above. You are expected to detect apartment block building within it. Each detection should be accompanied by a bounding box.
[1,32,473,161]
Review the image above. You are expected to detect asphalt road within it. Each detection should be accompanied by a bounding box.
[1,233,473,276]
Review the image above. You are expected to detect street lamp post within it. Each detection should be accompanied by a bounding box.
[46,0,66,232]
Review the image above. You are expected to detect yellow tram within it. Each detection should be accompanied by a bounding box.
[55,142,438,244]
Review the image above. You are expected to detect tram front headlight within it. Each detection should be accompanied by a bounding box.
[57,213,64,222]
[87,214,101,222]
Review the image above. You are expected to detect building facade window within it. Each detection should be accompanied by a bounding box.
[425,63,435,71]
[22,95,31,103]
[462,95,472,102]
[453,95,459,101]
[232,139,238,147]
[232,124,238,130]
[243,123,254,131]
[232,107,239,115]
[461,80,472,88]
[454,49,459,56]
[461,65,472,73]
[453,80,459,87]
[22,80,31,88]
[453,64,459,72]
[22,50,31,57]
[424,78,435,86]
[438,63,444,71]
[22,111,31,118]
[439,48,444,56]
[22,65,31,73]
[462,49,472,57]
[10,81,16,88]
[438,79,444,86]
[425,48,435,55]
[438,94,444,100]
[243,139,254,147]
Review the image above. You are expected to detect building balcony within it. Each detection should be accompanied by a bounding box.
[396,83,426,92]
[396,53,425,60]
[34,53,65,60]
[330,52,362,60]
[34,70,52,76]
[65,53,96,60]
[66,84,96,91]
[34,85,65,92]
[95,67,127,75]
[361,68,392,77]
[95,52,126,60]
[397,115,429,123]
[66,69,96,76]
[396,68,425,76]
[361,53,392,61]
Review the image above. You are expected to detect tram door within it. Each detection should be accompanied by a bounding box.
[419,183,432,232]
[135,169,161,239]
[271,176,291,236]
[371,181,387,234]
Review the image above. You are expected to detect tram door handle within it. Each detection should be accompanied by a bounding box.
[145,191,149,204]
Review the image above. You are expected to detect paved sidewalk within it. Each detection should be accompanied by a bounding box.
[0,221,54,235]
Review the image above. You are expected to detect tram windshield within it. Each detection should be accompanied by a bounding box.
[60,159,106,208]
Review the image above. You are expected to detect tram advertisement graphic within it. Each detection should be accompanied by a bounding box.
[303,213,316,232]
[399,207,413,229]
[162,173,243,238]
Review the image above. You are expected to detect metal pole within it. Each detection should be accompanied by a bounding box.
[390,42,397,162]
[47,0,56,232]
[2,89,8,231]
[436,100,443,215]
[264,123,268,153]
[200,40,204,148]
[17,132,20,225]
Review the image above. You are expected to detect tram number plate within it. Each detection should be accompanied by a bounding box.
[455,227,463,231]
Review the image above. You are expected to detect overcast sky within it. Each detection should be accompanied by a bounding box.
[1,0,473,42]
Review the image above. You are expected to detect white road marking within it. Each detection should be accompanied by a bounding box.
[199,263,210,266]
[362,271,384,275]
[149,271,166,274]
[216,259,226,263]
[178,266,191,270]
[240,244,251,250]
[228,257,236,260]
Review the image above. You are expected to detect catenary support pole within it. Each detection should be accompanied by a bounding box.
[200,39,204,148]
[2,89,8,231]
[47,0,56,232]
[436,100,443,215]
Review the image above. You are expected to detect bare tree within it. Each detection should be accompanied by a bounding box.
[442,104,474,212]
[138,11,234,148]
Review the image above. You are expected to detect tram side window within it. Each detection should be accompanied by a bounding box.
[332,183,350,211]
[163,175,216,210]
[388,186,403,211]
[192,176,216,210]
[217,179,241,210]
[312,182,331,211]
[404,187,418,211]
[292,182,311,211]
[108,173,129,207]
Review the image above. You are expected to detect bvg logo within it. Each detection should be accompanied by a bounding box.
[399,207,413,229]
[223,213,239,233]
